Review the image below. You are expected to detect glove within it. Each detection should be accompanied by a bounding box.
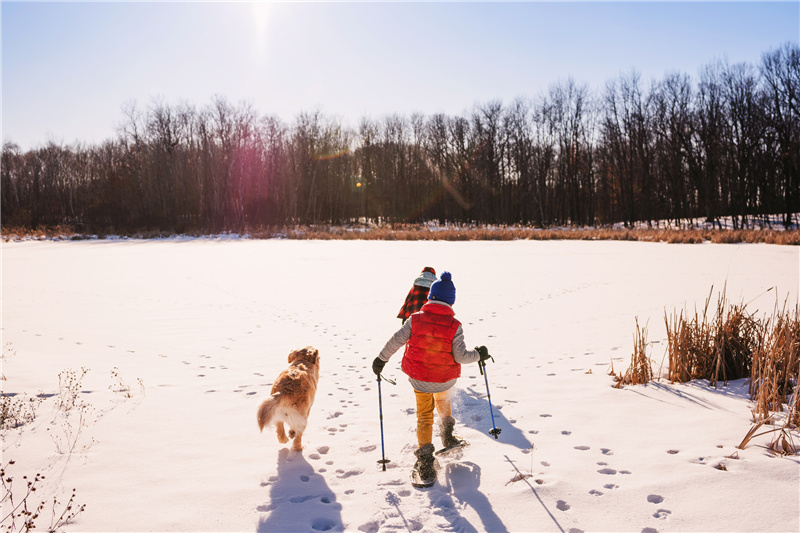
[475,346,492,364]
[372,357,386,376]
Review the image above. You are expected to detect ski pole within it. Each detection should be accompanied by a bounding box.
[480,360,502,439]
[376,373,395,471]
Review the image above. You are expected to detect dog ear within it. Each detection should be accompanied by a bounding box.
[306,346,318,364]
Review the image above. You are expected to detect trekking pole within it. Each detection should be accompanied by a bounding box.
[376,373,396,471]
[479,359,501,439]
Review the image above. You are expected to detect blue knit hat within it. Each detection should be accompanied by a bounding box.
[428,271,456,305]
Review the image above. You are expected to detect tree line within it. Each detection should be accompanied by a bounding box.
[2,42,798,233]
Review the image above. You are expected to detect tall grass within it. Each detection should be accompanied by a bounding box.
[663,287,799,428]
[749,302,800,423]
[613,318,653,388]
[665,286,760,387]
[3,224,800,245]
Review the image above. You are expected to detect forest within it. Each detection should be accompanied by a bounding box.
[2,42,798,234]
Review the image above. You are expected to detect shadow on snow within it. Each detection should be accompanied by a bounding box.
[257,448,343,532]
[451,386,533,450]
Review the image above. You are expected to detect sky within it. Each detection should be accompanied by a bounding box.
[2,1,799,150]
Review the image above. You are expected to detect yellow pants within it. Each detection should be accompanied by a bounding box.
[414,389,452,448]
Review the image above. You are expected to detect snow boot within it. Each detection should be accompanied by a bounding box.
[411,443,437,488]
[439,416,464,448]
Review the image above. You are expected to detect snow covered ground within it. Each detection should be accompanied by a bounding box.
[2,239,798,532]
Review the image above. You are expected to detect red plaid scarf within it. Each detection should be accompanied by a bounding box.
[397,285,430,321]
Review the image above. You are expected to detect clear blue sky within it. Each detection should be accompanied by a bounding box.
[2,1,798,150]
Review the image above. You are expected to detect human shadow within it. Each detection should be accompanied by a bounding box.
[451,386,533,450]
[257,449,343,532]
[442,461,509,533]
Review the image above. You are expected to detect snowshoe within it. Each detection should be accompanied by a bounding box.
[411,444,439,488]
[435,438,469,457]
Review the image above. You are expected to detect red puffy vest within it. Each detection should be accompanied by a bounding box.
[401,302,462,383]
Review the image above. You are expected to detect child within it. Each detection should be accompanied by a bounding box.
[397,267,437,323]
[372,271,491,485]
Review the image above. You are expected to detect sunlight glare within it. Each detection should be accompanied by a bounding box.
[252,2,270,57]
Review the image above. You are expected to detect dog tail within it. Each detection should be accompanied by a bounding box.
[257,394,280,432]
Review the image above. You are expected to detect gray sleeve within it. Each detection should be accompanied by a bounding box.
[452,325,480,364]
[378,319,412,362]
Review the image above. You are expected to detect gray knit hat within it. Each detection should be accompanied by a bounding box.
[413,267,437,288]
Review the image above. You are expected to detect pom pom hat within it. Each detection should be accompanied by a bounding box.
[428,271,456,306]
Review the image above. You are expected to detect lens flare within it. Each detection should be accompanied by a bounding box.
[312,148,350,161]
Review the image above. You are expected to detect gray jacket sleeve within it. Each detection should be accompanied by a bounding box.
[452,325,481,364]
[378,319,412,362]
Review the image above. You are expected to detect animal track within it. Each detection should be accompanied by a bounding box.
[653,509,672,520]
[311,518,336,531]
[335,469,363,479]
[598,468,617,475]
[556,500,571,511]
[648,494,664,504]
[574,446,590,451]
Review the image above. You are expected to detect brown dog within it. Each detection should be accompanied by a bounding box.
[257,346,320,451]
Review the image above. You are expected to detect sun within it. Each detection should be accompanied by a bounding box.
[252,2,270,33]
[251,2,271,57]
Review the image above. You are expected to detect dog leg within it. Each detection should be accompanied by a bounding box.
[292,432,303,451]
[275,421,289,444]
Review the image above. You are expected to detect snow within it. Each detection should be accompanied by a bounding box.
[2,239,799,532]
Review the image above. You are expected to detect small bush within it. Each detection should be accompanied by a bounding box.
[0,460,86,532]
[56,368,89,411]
[0,395,42,431]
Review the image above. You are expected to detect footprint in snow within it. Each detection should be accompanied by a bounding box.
[556,500,571,511]
[647,494,664,504]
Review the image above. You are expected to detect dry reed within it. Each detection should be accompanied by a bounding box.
[613,317,654,388]
[749,302,800,422]
[3,223,799,245]
[663,287,799,431]
[665,286,760,388]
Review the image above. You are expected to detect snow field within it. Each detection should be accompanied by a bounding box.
[1,239,798,532]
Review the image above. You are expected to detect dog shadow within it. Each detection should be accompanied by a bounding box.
[451,387,533,450]
[257,449,343,532]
